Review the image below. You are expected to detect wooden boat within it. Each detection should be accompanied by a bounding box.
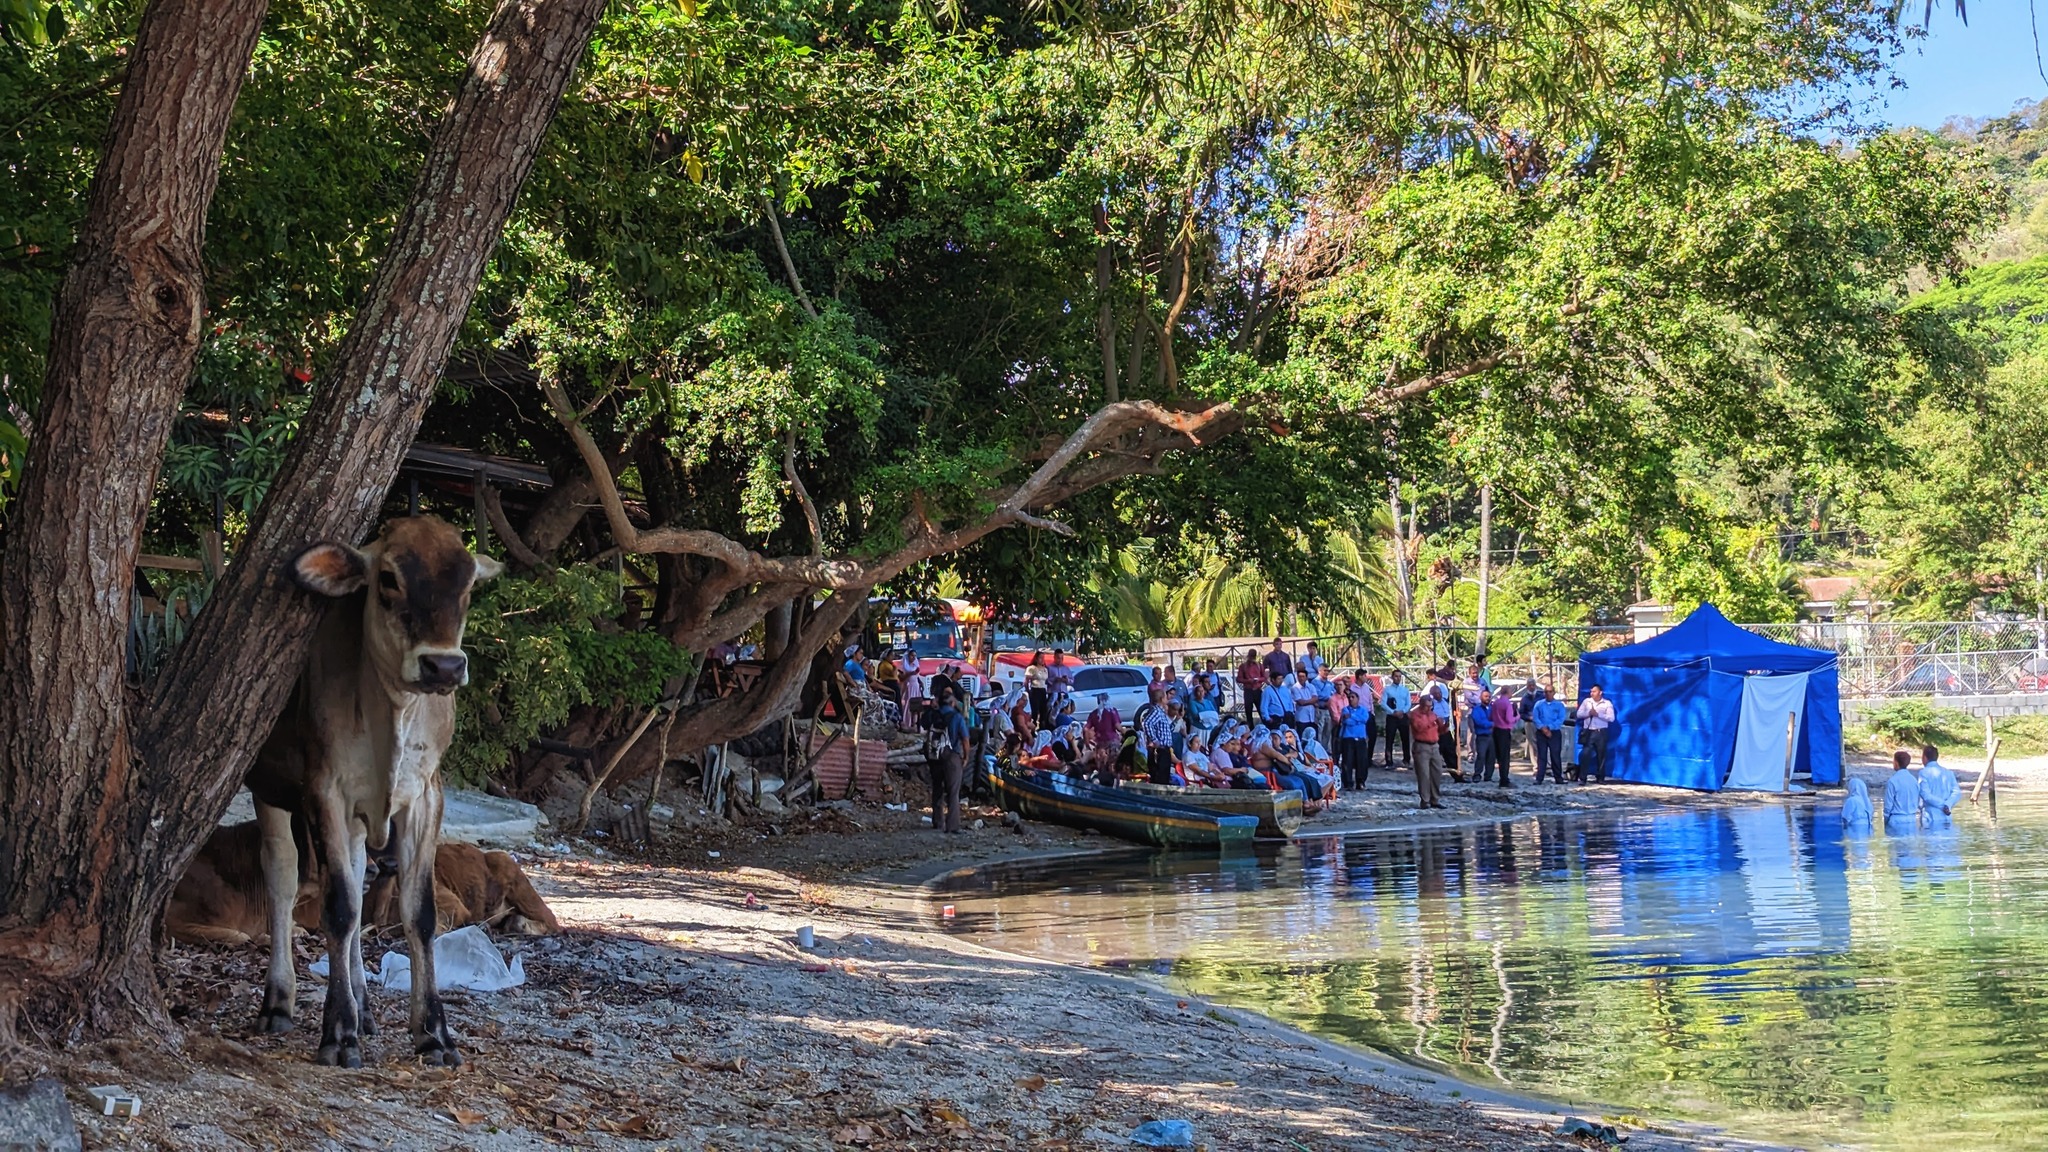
[983,766,1257,850]
[1118,781,1303,839]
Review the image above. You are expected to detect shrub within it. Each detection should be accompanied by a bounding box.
[446,565,692,785]
[1860,698,1948,746]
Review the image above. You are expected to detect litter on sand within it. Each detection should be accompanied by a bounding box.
[310,926,526,993]
[1129,1118,1195,1147]
[87,1086,142,1118]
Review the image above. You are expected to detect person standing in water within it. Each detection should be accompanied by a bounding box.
[1841,777,1874,829]
[1882,750,1922,828]
[1919,743,1960,819]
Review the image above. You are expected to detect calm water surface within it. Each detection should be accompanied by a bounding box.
[936,797,2048,1152]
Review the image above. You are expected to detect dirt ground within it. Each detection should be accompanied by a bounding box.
[24,746,2008,1152]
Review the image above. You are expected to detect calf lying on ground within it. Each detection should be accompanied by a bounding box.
[165,820,321,947]
[246,516,501,1067]
[168,825,558,946]
[366,841,559,936]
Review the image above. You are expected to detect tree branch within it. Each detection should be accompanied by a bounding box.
[761,194,818,322]
[546,383,1239,592]
[479,482,544,569]
[784,428,824,557]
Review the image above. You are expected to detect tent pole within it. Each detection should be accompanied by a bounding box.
[1780,710,1798,793]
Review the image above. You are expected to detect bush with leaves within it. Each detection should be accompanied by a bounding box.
[1860,698,1948,746]
[446,565,691,786]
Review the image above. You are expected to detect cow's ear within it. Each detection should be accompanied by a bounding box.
[292,542,369,596]
[471,553,505,584]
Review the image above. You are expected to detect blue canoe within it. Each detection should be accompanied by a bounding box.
[984,765,1258,849]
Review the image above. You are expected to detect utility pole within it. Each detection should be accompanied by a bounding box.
[1389,477,1413,628]
[1476,481,1492,659]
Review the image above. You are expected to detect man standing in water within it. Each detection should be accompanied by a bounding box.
[1920,744,1960,819]
[1882,749,1922,828]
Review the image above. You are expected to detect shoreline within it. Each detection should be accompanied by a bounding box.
[884,845,1796,1152]
[33,753,2038,1151]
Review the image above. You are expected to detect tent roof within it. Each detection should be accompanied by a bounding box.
[1581,603,1836,672]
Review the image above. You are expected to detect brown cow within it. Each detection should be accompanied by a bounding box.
[165,820,321,947]
[365,842,560,937]
[246,517,500,1068]
[170,826,556,945]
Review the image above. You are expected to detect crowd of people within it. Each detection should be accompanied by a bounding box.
[953,640,1624,814]
[1844,744,1963,831]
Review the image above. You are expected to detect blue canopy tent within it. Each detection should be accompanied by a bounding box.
[1576,604,1841,791]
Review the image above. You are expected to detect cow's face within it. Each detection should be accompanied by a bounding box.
[292,516,504,694]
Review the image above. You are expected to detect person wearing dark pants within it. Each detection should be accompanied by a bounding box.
[1237,653,1266,727]
[1430,683,1458,782]
[1531,688,1568,784]
[928,692,970,832]
[1575,685,1616,783]
[1142,700,1179,784]
[1487,689,1517,789]
[1337,688,1373,791]
[1379,671,1413,767]
[1469,689,1498,782]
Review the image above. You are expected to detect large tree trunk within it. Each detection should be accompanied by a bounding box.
[0,0,270,1039]
[0,0,608,1044]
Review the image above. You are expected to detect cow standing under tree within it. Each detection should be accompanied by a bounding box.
[245,517,501,1067]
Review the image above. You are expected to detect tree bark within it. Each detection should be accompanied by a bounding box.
[1094,204,1118,403]
[0,0,270,1039]
[0,0,607,1044]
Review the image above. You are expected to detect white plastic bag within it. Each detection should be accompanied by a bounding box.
[381,926,526,993]
[311,925,526,993]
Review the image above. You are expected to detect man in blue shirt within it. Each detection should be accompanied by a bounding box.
[1882,749,1922,828]
[1531,688,1569,784]
[1261,673,1294,728]
[1338,688,1374,790]
[1298,640,1325,679]
[1431,682,1459,781]
[1380,671,1412,768]
[1262,638,1294,684]
[1468,689,1498,782]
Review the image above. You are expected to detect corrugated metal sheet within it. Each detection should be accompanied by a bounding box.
[810,738,889,799]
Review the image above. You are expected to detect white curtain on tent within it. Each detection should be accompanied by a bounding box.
[1725,671,1809,792]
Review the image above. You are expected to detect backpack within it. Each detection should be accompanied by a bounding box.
[924,712,958,761]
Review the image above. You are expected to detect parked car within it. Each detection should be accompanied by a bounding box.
[1892,660,1991,696]
[1064,663,1157,724]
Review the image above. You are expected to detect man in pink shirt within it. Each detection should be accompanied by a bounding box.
[1486,689,1518,788]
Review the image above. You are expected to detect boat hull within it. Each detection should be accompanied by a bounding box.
[984,767,1257,849]
[1119,781,1303,838]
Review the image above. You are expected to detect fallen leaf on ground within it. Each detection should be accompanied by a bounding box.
[1017,1075,1047,1092]
[442,1107,487,1126]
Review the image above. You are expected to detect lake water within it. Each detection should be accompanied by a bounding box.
[936,797,2048,1152]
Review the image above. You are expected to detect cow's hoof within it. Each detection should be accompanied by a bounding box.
[415,1041,463,1068]
[316,1040,362,1068]
[257,1009,294,1034]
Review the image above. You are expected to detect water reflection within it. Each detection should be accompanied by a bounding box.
[937,798,2048,1152]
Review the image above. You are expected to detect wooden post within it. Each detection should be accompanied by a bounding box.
[1780,711,1799,793]
[849,706,864,799]
[1972,736,2002,803]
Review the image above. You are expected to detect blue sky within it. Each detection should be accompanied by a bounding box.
[1884,5,2048,128]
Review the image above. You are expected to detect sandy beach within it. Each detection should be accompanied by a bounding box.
[26,750,2034,1152]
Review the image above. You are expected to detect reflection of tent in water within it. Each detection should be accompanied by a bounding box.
[1600,808,1849,965]
[1578,603,1842,792]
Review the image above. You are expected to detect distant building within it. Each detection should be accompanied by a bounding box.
[1626,576,1885,643]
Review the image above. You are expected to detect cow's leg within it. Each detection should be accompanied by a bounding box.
[394,800,460,1066]
[314,801,365,1068]
[255,800,300,1033]
[345,830,375,1036]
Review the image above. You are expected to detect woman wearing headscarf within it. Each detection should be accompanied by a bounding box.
[1841,777,1873,830]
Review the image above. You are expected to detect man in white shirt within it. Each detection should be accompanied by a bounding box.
[1574,685,1616,782]
[1919,743,1960,819]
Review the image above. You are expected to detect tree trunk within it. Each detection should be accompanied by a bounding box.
[0,0,270,1039]
[1094,204,1118,404]
[0,0,607,1043]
